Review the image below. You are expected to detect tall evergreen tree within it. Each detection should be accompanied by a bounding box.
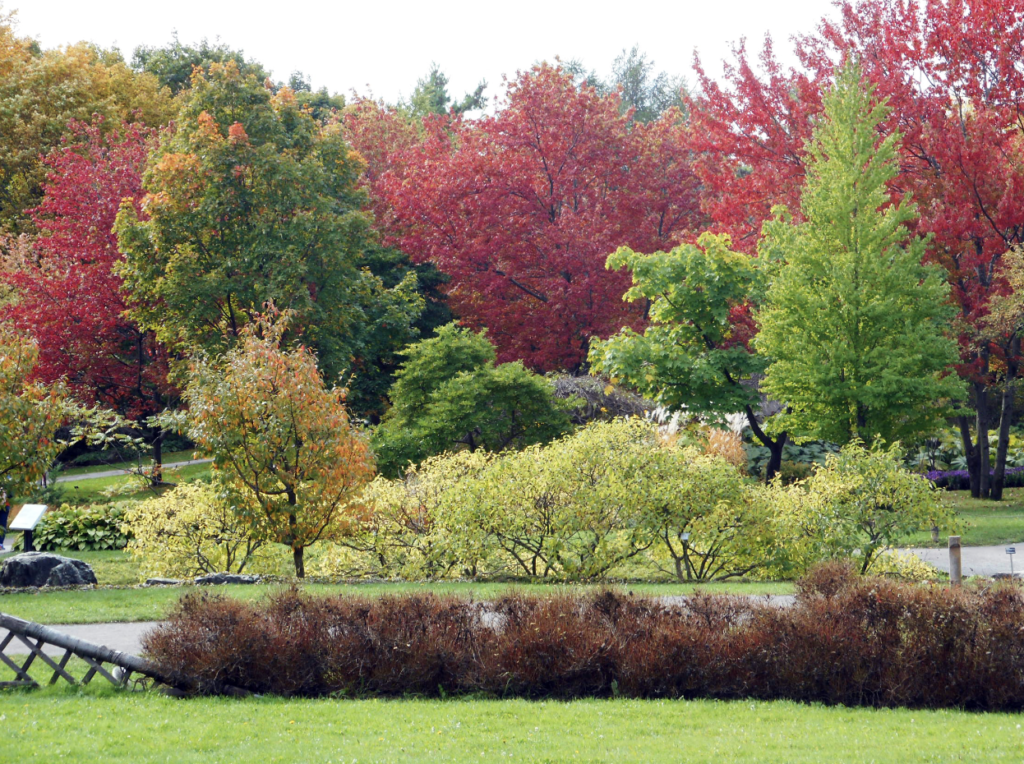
[756,62,962,445]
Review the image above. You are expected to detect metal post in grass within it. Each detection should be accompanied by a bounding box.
[949,535,962,587]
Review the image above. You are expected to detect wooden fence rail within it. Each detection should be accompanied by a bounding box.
[0,612,183,691]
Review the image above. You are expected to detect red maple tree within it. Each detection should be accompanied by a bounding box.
[3,119,175,436]
[374,64,703,371]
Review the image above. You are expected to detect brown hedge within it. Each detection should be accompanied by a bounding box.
[144,563,1024,709]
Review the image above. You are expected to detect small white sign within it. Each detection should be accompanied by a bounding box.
[1008,547,1017,556]
[9,504,47,531]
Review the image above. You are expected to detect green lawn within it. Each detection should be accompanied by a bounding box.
[56,463,213,504]
[904,488,1024,547]
[0,689,1018,763]
[0,579,794,625]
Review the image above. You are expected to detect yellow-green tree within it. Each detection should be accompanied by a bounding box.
[180,313,375,577]
[116,61,422,403]
[756,63,962,445]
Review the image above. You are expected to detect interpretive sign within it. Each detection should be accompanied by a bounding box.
[10,504,46,531]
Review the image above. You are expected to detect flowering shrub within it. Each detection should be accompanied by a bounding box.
[925,467,1024,491]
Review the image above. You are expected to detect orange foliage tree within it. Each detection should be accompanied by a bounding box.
[180,312,375,577]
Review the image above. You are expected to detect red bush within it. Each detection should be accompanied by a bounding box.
[144,569,1024,709]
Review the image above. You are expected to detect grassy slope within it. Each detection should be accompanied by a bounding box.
[0,580,794,625]
[57,450,202,477]
[56,463,212,504]
[1,689,1018,763]
[904,488,1024,547]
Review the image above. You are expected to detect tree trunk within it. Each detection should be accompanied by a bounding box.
[151,429,163,487]
[991,337,1020,501]
[293,546,305,578]
[765,432,788,483]
[957,414,980,499]
[745,405,786,483]
[976,381,991,499]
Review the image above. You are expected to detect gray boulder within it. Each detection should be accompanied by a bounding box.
[0,552,97,587]
[144,577,183,587]
[195,572,260,585]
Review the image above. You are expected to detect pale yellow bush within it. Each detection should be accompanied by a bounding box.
[870,549,942,581]
[123,482,272,578]
[702,427,747,473]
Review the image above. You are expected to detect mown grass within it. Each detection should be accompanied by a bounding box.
[0,687,1019,763]
[904,488,1024,547]
[55,463,213,504]
[0,580,795,625]
[56,449,204,477]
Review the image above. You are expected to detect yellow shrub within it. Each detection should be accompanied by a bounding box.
[123,482,272,579]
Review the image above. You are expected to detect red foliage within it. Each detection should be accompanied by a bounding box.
[3,119,174,419]
[374,64,703,371]
[690,0,1024,367]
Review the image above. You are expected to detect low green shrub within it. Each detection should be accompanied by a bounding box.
[28,502,131,552]
[765,441,959,577]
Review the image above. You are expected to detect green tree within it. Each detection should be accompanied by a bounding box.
[589,232,788,480]
[610,46,686,123]
[115,62,422,395]
[180,313,376,578]
[373,323,573,477]
[756,62,962,446]
[131,33,268,94]
[404,63,486,117]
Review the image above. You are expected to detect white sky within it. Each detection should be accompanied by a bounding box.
[14,0,839,105]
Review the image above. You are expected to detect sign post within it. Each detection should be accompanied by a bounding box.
[9,504,48,552]
[1008,546,1016,578]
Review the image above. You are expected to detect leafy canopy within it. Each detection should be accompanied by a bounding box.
[756,62,962,445]
[0,326,67,498]
[589,232,764,419]
[373,323,573,477]
[115,61,423,398]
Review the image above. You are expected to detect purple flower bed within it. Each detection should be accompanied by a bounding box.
[926,466,1024,491]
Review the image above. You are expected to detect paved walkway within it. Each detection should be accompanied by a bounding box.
[1,621,159,656]
[906,544,1024,577]
[55,458,212,483]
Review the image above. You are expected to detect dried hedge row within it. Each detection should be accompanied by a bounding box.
[144,563,1024,709]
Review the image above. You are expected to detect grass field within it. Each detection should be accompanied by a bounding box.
[0,578,795,625]
[56,450,203,478]
[904,488,1024,547]
[1,687,1019,763]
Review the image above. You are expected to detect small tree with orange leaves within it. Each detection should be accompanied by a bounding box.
[181,313,375,577]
